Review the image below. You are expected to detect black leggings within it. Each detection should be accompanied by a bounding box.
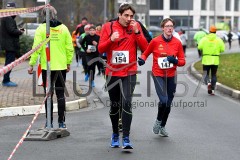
[106,75,136,137]
[42,70,66,123]
[203,65,218,90]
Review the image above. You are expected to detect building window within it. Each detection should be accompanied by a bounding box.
[136,0,146,5]
[170,0,193,10]
[150,16,163,26]
[209,0,215,10]
[118,0,132,4]
[233,17,238,31]
[226,0,231,11]
[150,0,163,9]
[234,0,239,11]
[200,16,207,28]
[170,16,193,27]
[201,0,207,10]
[136,13,146,25]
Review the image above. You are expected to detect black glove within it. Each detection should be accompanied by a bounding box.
[138,57,145,66]
[167,56,178,64]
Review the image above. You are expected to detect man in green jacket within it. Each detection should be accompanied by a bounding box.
[28,6,74,128]
[194,29,207,58]
[198,25,225,95]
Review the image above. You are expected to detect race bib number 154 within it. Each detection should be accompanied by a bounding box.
[112,51,129,64]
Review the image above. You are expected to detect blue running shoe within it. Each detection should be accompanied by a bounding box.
[2,81,17,87]
[91,81,95,87]
[59,122,67,129]
[110,133,120,148]
[84,74,89,82]
[122,136,133,149]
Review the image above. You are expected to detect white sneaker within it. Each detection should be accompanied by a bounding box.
[152,120,161,134]
[159,126,169,137]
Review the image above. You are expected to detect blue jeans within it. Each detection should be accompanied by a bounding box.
[153,76,176,127]
[2,52,16,83]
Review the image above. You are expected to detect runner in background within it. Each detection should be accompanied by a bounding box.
[95,23,105,76]
[76,24,91,79]
[72,29,81,67]
[80,25,100,87]
[198,25,225,95]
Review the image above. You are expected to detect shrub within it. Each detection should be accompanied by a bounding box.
[19,35,34,56]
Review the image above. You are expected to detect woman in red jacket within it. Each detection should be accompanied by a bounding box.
[138,18,186,137]
[98,3,148,149]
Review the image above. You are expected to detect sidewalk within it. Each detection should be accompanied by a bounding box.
[0,61,88,117]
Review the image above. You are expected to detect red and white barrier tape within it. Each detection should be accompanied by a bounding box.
[0,5,48,18]
[0,38,50,77]
[7,95,48,160]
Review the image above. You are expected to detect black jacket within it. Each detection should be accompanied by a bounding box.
[81,34,100,58]
[1,16,23,52]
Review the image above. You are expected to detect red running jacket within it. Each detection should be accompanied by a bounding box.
[98,20,148,77]
[141,35,186,77]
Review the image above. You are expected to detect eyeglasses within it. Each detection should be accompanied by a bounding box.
[164,25,174,28]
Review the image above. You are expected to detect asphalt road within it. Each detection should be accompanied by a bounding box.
[0,42,240,160]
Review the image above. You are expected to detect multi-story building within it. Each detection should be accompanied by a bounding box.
[149,0,240,31]
[114,0,150,26]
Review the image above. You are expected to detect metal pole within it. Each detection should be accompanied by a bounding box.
[45,0,52,129]
[104,0,107,23]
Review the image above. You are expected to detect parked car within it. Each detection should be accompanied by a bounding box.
[216,30,238,42]
[148,25,162,37]
[23,23,40,37]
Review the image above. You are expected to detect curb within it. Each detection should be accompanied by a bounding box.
[190,61,240,99]
[0,98,88,118]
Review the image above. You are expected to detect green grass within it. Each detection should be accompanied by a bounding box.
[194,53,240,90]
[0,57,4,65]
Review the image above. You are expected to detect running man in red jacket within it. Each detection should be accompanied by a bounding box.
[138,18,186,137]
[98,3,148,150]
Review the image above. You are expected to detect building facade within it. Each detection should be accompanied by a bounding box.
[115,0,150,26]
[149,0,240,31]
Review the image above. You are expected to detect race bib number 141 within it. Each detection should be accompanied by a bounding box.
[112,51,129,64]
[158,57,173,69]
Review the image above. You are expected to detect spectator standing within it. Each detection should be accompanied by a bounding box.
[28,6,74,128]
[1,2,24,87]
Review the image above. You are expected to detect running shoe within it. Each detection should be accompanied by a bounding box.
[122,136,133,149]
[159,126,169,137]
[207,83,212,94]
[153,119,161,134]
[110,133,120,148]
